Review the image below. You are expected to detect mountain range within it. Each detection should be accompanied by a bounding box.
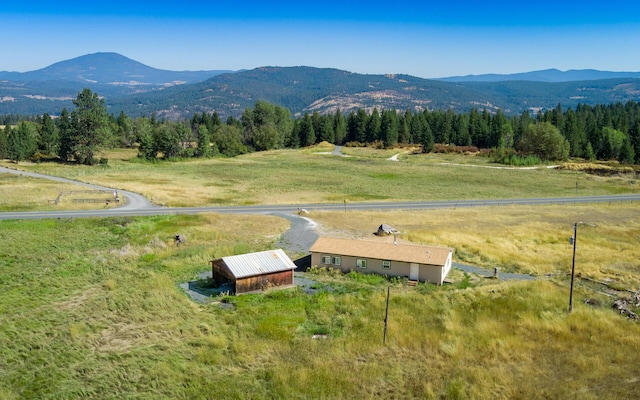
[1,52,640,119]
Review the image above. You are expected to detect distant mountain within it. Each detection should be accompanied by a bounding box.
[0,52,233,85]
[0,52,236,116]
[2,54,640,119]
[109,67,640,120]
[437,69,640,83]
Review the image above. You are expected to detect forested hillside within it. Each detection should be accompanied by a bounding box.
[2,54,640,119]
[109,68,640,120]
[2,89,639,167]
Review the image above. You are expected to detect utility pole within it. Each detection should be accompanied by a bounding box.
[383,286,390,344]
[568,223,578,313]
[569,222,595,313]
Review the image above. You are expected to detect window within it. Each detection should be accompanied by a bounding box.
[356,259,367,269]
[382,260,391,270]
[322,255,331,265]
[332,256,341,266]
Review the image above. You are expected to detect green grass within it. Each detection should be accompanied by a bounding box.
[2,215,640,399]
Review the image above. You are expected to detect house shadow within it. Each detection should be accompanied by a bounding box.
[294,254,312,271]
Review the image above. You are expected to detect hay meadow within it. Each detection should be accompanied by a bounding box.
[2,146,638,208]
[1,147,640,399]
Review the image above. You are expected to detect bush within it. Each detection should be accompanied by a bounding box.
[491,148,542,166]
[432,144,479,154]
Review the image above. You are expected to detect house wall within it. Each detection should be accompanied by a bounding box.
[311,252,446,285]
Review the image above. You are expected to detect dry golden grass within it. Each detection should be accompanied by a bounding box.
[0,173,124,211]
[311,202,640,289]
[9,147,638,208]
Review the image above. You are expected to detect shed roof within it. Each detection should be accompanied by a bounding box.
[216,249,296,279]
[309,237,451,266]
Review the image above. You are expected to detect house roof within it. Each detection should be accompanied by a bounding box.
[309,237,451,266]
[216,249,296,279]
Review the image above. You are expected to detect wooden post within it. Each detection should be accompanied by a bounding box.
[383,286,390,344]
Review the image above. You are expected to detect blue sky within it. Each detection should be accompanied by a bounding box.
[2,1,640,78]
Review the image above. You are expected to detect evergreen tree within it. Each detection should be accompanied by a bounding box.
[135,117,156,160]
[562,108,585,158]
[196,124,213,158]
[57,108,73,162]
[7,122,37,161]
[333,108,347,145]
[298,113,316,147]
[618,136,636,164]
[116,111,135,148]
[0,125,7,159]
[398,110,412,144]
[288,120,302,149]
[490,109,513,149]
[365,108,381,143]
[38,113,58,155]
[453,114,471,146]
[380,109,398,148]
[409,112,424,146]
[420,120,434,153]
[68,89,113,164]
[354,109,368,143]
[317,115,335,144]
[154,121,182,158]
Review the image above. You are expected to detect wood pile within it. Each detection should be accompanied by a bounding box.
[612,292,640,320]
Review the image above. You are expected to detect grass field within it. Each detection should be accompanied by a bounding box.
[1,211,639,399]
[2,147,638,208]
[1,146,640,398]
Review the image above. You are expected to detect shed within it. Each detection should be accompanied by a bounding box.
[309,237,453,285]
[210,249,296,295]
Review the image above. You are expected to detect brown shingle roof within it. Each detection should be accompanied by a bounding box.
[309,237,451,266]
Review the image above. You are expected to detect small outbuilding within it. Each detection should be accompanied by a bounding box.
[309,237,453,285]
[210,249,296,295]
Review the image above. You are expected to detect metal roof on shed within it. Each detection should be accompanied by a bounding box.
[218,249,296,279]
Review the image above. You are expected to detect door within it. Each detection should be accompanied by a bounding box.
[409,263,419,281]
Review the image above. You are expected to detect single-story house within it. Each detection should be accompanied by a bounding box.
[210,249,296,295]
[309,237,453,285]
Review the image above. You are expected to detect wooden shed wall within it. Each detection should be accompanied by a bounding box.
[235,270,294,295]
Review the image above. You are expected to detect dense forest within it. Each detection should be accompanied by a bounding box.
[1,89,639,165]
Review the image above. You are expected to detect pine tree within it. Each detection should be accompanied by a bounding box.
[38,113,58,155]
[196,124,213,158]
[380,109,398,148]
[57,108,73,161]
[366,108,381,143]
[68,89,113,164]
[333,109,347,145]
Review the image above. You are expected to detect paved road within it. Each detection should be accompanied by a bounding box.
[1,165,639,220]
[1,194,639,220]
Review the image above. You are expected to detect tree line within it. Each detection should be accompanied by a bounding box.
[1,88,639,165]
